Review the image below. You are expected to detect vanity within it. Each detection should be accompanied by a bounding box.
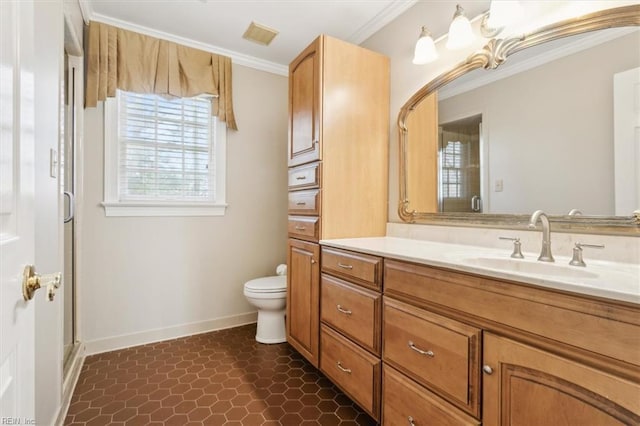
[286,4,640,424]
[318,237,640,425]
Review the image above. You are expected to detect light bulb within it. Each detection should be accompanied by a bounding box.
[487,0,523,29]
[412,26,438,65]
[446,4,474,50]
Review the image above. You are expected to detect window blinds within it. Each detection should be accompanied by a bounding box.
[117,91,215,202]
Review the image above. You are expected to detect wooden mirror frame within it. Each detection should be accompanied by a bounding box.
[398,5,640,236]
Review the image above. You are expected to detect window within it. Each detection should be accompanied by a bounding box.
[103,90,226,216]
[441,140,463,198]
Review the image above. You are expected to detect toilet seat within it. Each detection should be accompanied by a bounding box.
[244,275,286,293]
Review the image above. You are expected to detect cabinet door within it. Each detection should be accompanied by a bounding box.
[483,333,640,426]
[286,239,320,367]
[288,38,320,167]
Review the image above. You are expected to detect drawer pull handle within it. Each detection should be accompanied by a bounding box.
[337,262,353,269]
[337,362,352,374]
[295,175,307,180]
[296,202,307,206]
[408,416,416,426]
[294,226,306,230]
[336,305,352,315]
[408,341,434,357]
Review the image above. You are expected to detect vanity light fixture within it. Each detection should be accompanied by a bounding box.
[446,4,475,50]
[481,0,524,37]
[412,26,438,64]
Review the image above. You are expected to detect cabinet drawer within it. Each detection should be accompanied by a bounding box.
[321,247,382,290]
[288,162,321,190]
[288,189,320,215]
[383,298,481,417]
[320,325,381,420]
[382,365,480,426]
[288,216,319,241]
[321,275,381,355]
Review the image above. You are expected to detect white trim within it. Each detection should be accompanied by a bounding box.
[55,344,85,426]
[77,0,91,25]
[439,27,638,100]
[101,202,228,217]
[84,312,258,356]
[348,0,419,44]
[90,13,288,76]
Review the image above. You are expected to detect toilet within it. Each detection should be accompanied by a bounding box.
[243,271,287,344]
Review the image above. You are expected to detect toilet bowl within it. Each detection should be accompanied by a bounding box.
[244,275,287,344]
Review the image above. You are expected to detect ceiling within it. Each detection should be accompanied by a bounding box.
[83,0,425,74]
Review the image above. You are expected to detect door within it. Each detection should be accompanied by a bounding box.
[482,333,640,425]
[613,66,640,215]
[439,115,482,213]
[288,38,320,167]
[286,239,320,367]
[1,0,37,421]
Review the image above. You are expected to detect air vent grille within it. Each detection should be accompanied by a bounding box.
[243,21,279,46]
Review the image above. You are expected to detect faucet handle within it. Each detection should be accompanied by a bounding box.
[569,242,604,267]
[499,237,524,259]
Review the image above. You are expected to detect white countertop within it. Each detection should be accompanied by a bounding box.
[320,237,640,305]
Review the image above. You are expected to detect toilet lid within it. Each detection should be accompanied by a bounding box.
[244,275,286,293]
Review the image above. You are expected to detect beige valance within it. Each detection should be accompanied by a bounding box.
[85,21,237,130]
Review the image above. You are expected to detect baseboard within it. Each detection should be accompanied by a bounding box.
[55,343,86,426]
[84,311,258,356]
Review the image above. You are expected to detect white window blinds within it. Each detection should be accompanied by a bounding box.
[117,91,215,202]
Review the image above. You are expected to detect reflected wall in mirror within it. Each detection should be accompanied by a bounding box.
[398,5,640,235]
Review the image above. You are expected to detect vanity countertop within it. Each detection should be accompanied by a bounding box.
[320,237,640,305]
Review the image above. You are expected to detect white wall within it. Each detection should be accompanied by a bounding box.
[79,64,288,353]
[439,32,639,215]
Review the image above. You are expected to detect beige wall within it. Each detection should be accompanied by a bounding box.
[79,64,288,352]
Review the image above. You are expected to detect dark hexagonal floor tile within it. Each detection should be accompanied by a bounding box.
[64,324,374,425]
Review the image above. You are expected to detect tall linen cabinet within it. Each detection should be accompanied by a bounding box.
[286,35,389,367]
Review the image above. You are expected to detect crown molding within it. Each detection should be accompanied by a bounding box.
[90,13,289,76]
[349,0,418,44]
[78,0,92,25]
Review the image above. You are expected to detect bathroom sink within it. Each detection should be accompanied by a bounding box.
[462,257,599,279]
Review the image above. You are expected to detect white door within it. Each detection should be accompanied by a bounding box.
[614,66,640,215]
[1,0,37,422]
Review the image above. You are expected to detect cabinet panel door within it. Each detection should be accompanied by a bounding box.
[288,40,320,167]
[286,239,320,367]
[483,333,640,426]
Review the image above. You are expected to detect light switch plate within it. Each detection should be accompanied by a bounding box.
[50,149,58,178]
[495,179,503,192]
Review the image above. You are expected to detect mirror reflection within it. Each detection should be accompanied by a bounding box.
[405,28,640,217]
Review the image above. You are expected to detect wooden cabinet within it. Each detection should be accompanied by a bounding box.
[286,35,389,369]
[288,40,320,167]
[320,247,383,421]
[483,333,640,426]
[382,257,640,425]
[311,245,640,424]
[383,298,481,417]
[382,365,480,426]
[286,239,320,366]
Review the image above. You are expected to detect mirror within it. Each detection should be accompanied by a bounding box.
[399,5,640,235]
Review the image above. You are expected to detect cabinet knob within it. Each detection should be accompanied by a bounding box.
[408,416,416,426]
[311,259,317,264]
[483,365,494,375]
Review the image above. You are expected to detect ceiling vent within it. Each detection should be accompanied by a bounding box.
[243,22,279,46]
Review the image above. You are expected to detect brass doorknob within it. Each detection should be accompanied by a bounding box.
[22,265,62,301]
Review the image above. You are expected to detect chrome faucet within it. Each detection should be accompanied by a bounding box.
[528,210,554,262]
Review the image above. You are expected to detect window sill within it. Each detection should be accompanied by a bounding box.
[102,202,228,217]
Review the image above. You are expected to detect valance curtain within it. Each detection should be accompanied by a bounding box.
[85,21,237,130]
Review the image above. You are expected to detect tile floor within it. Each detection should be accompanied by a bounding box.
[64,324,375,425]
